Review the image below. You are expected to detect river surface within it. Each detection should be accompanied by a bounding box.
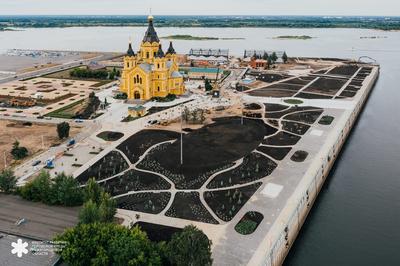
[1,27,400,266]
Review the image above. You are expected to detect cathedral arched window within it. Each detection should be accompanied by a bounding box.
[157,63,160,69]
[146,52,150,58]
[140,77,142,84]
[127,62,130,68]
[157,86,160,92]
[134,77,137,83]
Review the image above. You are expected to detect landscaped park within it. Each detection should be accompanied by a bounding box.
[76,103,328,226]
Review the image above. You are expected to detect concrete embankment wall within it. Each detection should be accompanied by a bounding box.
[257,66,379,266]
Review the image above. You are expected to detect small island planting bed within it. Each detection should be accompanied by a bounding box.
[204,183,262,222]
[274,35,313,40]
[116,192,171,214]
[284,110,324,124]
[166,192,219,224]
[76,150,129,183]
[96,131,124,141]
[161,35,244,40]
[318,115,335,125]
[264,103,290,112]
[290,150,309,162]
[284,99,304,105]
[235,211,264,235]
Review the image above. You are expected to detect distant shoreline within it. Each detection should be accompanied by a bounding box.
[0,15,399,31]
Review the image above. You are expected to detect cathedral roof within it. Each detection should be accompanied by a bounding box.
[166,41,176,55]
[155,44,165,58]
[126,42,135,56]
[142,16,160,43]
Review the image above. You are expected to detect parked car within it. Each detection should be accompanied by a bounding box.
[32,160,41,166]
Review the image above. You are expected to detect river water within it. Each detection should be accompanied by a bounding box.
[1,27,400,265]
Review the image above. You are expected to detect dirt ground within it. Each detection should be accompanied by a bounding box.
[0,120,81,170]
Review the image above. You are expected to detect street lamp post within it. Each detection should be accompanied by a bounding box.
[180,104,184,165]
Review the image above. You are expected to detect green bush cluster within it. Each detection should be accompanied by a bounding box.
[19,171,83,206]
[70,68,108,80]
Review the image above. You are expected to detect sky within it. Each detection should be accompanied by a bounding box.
[0,0,398,16]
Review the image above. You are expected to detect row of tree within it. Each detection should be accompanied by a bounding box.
[0,169,214,265]
[55,222,212,266]
[70,67,121,80]
[253,51,288,65]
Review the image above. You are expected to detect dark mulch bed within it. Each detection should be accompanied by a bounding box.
[96,131,124,141]
[319,115,335,125]
[350,80,363,87]
[282,121,311,135]
[266,106,321,119]
[243,112,262,118]
[267,119,279,128]
[281,76,315,85]
[328,65,360,76]
[204,183,262,222]
[76,151,129,184]
[344,85,361,92]
[257,146,292,161]
[290,150,309,162]
[284,110,324,124]
[270,83,304,91]
[248,89,296,98]
[117,130,180,164]
[304,77,347,95]
[100,169,171,196]
[263,131,301,146]
[296,92,333,99]
[249,73,290,83]
[116,192,171,214]
[339,90,357,98]
[244,103,262,110]
[166,192,218,224]
[133,221,182,242]
[207,152,277,189]
[235,211,264,235]
[264,103,289,112]
[137,117,271,189]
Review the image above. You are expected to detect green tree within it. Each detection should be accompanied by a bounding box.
[98,192,116,223]
[0,169,17,193]
[262,51,269,60]
[50,173,83,206]
[267,56,273,69]
[84,178,102,205]
[282,51,288,63]
[57,122,70,139]
[11,140,28,160]
[19,171,51,202]
[55,223,162,266]
[204,79,213,91]
[271,52,278,62]
[79,200,100,224]
[167,225,213,266]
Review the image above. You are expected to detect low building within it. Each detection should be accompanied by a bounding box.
[188,49,229,64]
[250,58,268,69]
[187,67,222,80]
[128,105,147,117]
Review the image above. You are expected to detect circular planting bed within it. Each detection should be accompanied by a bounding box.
[290,150,309,162]
[97,131,124,141]
[318,115,335,125]
[284,99,304,105]
[234,211,264,235]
